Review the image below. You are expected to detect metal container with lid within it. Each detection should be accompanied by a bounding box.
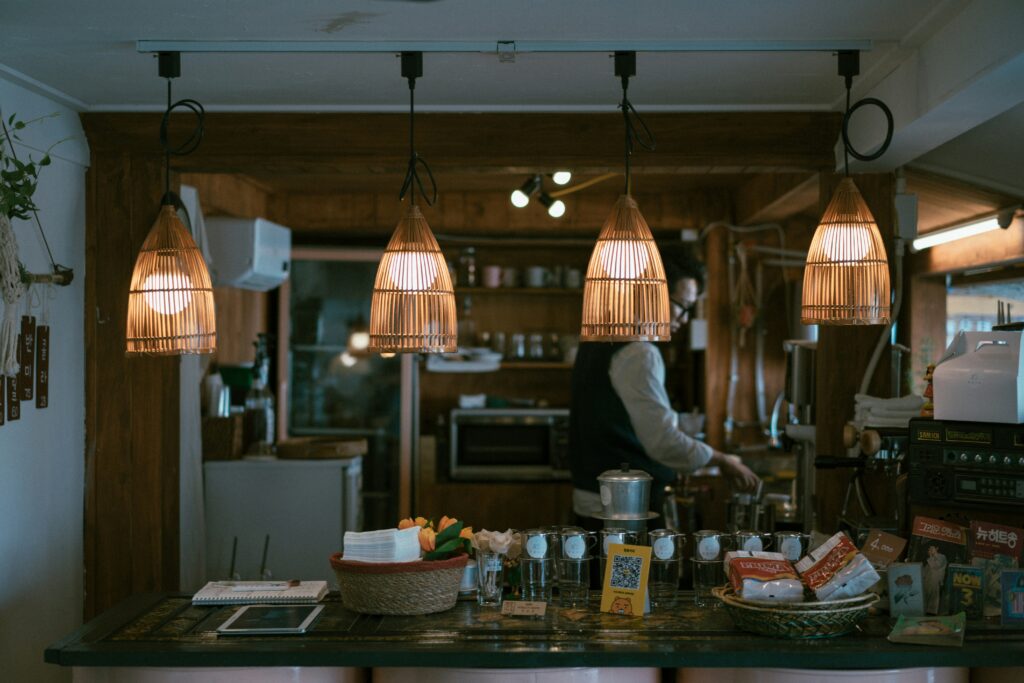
[596,463,656,520]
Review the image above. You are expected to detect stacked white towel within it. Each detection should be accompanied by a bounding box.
[342,526,422,563]
[853,394,925,428]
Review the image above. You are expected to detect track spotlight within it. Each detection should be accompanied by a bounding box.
[510,175,541,208]
[539,193,566,219]
[552,170,572,186]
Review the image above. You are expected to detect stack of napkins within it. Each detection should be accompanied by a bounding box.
[342,526,422,563]
[854,393,924,429]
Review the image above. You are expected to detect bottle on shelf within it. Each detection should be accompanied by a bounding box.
[457,295,477,348]
[457,247,477,288]
[243,333,276,455]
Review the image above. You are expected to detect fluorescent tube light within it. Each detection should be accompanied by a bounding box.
[912,217,1001,251]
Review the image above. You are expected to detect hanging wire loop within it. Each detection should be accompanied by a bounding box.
[841,96,893,163]
[159,97,205,159]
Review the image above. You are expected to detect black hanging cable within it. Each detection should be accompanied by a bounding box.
[157,52,204,207]
[398,52,437,206]
[615,52,654,196]
[837,50,893,176]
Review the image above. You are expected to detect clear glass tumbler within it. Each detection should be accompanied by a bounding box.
[520,557,555,603]
[649,559,681,610]
[557,557,590,608]
[477,551,505,607]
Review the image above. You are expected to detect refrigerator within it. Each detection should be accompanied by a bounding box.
[277,247,419,531]
[204,458,362,585]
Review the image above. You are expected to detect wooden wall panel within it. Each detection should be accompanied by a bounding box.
[84,151,181,617]
[212,287,268,366]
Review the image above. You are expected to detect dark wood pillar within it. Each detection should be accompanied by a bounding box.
[814,172,895,531]
[83,130,182,618]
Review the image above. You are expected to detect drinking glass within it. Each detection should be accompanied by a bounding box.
[691,530,730,608]
[557,557,590,608]
[477,551,505,607]
[520,557,555,603]
[648,530,685,610]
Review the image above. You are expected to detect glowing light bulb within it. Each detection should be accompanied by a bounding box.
[380,352,396,359]
[552,171,572,186]
[349,330,370,351]
[547,199,566,218]
[599,240,650,280]
[387,251,439,291]
[142,272,193,315]
[510,189,530,208]
[340,351,357,368]
[821,224,870,263]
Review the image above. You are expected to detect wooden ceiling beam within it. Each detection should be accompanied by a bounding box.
[82,112,842,173]
[733,172,819,225]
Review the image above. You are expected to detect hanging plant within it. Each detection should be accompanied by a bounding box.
[0,112,57,220]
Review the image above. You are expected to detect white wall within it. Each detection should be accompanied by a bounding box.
[0,77,88,683]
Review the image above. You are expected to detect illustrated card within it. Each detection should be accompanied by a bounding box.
[600,543,651,617]
[888,562,925,617]
[1002,569,1024,627]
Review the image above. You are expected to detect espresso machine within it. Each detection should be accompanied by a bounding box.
[767,339,818,532]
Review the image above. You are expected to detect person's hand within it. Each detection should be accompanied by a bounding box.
[712,452,760,492]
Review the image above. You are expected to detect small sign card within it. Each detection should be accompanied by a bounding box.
[888,562,925,617]
[501,601,547,617]
[861,529,907,568]
[19,315,35,401]
[600,543,651,617]
[7,373,19,421]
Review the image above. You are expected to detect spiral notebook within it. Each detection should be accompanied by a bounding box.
[192,580,328,605]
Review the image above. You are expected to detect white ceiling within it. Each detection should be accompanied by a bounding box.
[1,0,1022,196]
[0,0,960,111]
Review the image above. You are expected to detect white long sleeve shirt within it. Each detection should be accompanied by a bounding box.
[572,342,713,517]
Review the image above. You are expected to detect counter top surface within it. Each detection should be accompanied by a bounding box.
[46,593,1024,669]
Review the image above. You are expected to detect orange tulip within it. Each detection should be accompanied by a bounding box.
[397,518,417,530]
[438,515,458,532]
[415,516,431,529]
[459,526,473,540]
[419,527,436,552]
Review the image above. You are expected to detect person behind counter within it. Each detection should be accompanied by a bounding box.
[568,251,760,525]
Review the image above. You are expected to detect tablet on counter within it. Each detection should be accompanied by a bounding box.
[216,604,325,636]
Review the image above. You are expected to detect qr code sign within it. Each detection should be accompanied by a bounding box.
[610,554,643,590]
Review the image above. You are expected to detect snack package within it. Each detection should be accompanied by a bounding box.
[728,556,804,603]
[947,563,984,620]
[723,550,785,570]
[795,531,880,601]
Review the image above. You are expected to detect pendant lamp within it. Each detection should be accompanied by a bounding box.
[369,52,456,354]
[580,52,670,342]
[801,50,893,326]
[126,52,216,355]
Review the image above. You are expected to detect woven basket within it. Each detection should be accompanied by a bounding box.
[330,552,468,616]
[712,586,879,639]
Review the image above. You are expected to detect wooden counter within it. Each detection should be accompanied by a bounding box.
[45,593,1024,670]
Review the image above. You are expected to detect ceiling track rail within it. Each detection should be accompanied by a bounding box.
[137,40,873,55]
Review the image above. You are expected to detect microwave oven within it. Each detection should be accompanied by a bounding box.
[449,408,571,481]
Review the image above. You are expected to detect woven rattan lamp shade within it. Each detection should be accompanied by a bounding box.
[581,195,671,341]
[801,177,891,325]
[369,204,457,353]
[126,205,216,355]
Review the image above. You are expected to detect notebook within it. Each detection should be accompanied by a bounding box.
[192,580,328,605]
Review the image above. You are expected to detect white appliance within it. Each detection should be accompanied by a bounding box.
[205,216,291,291]
[934,330,1024,423]
[204,458,362,585]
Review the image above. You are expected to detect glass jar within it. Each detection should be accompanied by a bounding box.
[457,247,477,287]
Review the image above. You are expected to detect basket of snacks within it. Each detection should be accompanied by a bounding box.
[715,531,881,639]
[713,585,878,639]
[330,515,472,616]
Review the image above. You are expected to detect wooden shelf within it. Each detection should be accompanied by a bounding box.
[456,287,582,296]
[501,361,573,369]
